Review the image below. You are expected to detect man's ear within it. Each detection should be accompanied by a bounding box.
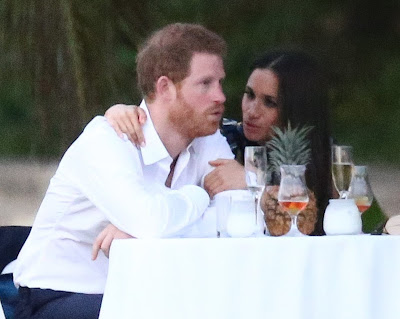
[155,76,177,101]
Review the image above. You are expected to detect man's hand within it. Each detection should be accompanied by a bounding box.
[204,159,247,198]
[92,224,134,260]
[104,104,147,147]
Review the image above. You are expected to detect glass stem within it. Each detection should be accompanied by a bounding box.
[254,193,259,225]
[339,191,348,199]
[291,214,299,231]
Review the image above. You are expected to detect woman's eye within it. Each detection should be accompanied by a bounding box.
[264,97,278,108]
[244,89,255,99]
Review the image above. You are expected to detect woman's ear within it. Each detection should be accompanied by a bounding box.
[155,76,177,101]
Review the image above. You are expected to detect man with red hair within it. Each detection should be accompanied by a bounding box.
[14,23,233,319]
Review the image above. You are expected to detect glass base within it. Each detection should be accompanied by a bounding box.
[285,226,306,237]
[284,215,307,237]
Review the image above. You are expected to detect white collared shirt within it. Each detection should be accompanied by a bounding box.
[14,100,234,294]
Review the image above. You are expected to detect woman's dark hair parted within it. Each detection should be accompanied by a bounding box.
[251,50,332,234]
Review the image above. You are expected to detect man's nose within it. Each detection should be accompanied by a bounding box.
[213,85,226,104]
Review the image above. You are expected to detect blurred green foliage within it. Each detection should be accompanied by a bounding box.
[362,199,387,234]
[0,0,400,165]
[0,81,34,155]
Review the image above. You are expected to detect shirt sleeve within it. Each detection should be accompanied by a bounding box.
[178,205,217,238]
[60,118,210,239]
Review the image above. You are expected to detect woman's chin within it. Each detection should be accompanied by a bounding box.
[244,130,263,144]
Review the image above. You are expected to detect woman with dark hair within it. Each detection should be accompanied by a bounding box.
[219,51,332,235]
[105,50,332,235]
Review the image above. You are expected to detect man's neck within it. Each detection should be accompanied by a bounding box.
[147,101,192,159]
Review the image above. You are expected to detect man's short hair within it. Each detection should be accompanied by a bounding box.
[136,23,227,99]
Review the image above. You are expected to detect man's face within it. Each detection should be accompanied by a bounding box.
[169,52,226,139]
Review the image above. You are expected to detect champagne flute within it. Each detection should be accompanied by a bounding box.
[348,165,374,213]
[244,146,268,232]
[278,165,309,236]
[331,145,354,199]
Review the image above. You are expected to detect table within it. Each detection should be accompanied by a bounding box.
[99,235,400,319]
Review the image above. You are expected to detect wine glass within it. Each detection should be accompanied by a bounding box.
[331,145,354,199]
[278,165,309,236]
[348,165,374,214]
[244,146,268,233]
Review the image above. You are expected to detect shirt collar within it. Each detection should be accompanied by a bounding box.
[140,100,170,165]
[188,136,201,155]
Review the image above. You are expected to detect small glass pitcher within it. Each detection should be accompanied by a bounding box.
[323,199,362,235]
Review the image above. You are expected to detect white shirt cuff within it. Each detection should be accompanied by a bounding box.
[180,205,217,238]
[178,185,210,218]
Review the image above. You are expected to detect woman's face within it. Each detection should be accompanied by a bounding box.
[241,68,280,143]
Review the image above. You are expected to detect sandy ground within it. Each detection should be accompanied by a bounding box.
[0,160,58,226]
[0,159,399,226]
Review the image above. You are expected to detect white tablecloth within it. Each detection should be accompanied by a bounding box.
[100,235,400,319]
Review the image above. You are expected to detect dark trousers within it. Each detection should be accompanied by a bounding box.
[15,287,103,319]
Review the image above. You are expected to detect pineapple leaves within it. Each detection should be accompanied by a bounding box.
[266,122,314,175]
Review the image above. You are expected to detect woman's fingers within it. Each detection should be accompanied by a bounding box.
[105,104,147,147]
[204,170,224,198]
[208,159,231,167]
[138,107,148,125]
[205,160,247,197]
[106,117,124,139]
[121,116,140,146]
[130,108,146,147]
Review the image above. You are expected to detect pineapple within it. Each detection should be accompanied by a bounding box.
[260,123,318,236]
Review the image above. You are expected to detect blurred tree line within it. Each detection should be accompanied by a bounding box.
[1,0,400,163]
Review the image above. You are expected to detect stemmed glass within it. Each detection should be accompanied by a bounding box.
[348,165,374,214]
[244,146,268,231]
[332,145,354,199]
[278,165,309,236]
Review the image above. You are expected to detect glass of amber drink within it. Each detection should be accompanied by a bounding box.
[348,165,374,214]
[278,165,309,236]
